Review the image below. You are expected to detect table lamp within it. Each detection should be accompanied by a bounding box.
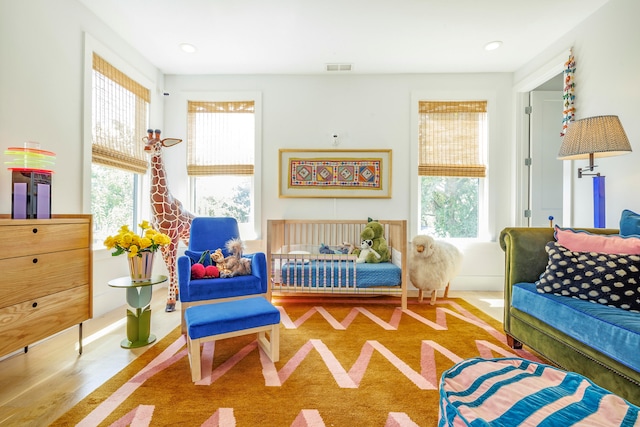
[558,115,632,227]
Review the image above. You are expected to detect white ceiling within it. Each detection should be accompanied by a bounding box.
[78,0,610,75]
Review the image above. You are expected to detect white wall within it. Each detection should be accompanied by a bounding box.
[0,0,165,317]
[514,0,640,228]
[2,0,637,317]
[163,73,514,292]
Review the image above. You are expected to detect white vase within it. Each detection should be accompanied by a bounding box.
[128,251,155,282]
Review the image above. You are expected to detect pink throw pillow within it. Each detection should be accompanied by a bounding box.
[554,226,640,254]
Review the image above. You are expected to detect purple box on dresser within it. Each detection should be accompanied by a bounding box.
[11,170,51,219]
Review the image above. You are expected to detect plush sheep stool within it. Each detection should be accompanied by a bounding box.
[409,235,462,305]
[184,297,281,381]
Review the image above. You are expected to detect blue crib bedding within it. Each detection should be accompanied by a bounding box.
[279,261,401,288]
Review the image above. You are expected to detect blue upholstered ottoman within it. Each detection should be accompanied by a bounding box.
[184,297,281,381]
[439,357,640,426]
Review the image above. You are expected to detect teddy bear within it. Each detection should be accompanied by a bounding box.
[356,239,381,263]
[223,238,252,277]
[210,239,252,278]
[210,248,232,276]
[353,220,390,263]
[338,242,355,254]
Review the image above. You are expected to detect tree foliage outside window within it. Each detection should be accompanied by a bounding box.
[420,176,478,238]
[194,176,251,222]
[91,163,137,245]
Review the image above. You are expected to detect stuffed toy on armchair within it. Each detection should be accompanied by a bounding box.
[353,220,390,263]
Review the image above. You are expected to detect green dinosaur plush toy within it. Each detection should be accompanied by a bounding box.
[353,220,390,263]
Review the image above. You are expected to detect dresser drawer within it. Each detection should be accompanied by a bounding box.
[0,222,90,260]
[0,248,90,308]
[0,285,90,356]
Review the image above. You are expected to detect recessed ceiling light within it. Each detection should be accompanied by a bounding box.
[180,43,197,53]
[484,41,503,51]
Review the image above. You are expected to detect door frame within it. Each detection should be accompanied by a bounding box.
[513,49,573,227]
[529,90,564,227]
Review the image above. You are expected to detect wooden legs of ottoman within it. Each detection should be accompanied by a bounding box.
[418,282,450,305]
[187,323,280,382]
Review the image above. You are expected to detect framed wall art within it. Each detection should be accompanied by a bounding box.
[279,149,392,198]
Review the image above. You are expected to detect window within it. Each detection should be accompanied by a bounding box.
[187,100,256,236]
[418,100,487,238]
[91,53,150,245]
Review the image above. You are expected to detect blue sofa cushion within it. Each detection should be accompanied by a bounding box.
[620,209,640,236]
[536,242,640,312]
[185,297,280,339]
[512,282,640,373]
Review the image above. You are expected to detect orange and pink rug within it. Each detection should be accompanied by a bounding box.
[53,297,544,426]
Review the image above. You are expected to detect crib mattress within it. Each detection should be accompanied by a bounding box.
[279,261,401,288]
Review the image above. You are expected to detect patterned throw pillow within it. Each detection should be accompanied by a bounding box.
[536,242,640,313]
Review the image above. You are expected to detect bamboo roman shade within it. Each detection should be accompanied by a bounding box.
[187,101,255,176]
[418,100,487,178]
[92,53,150,174]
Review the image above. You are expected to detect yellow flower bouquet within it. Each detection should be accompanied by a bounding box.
[103,220,171,258]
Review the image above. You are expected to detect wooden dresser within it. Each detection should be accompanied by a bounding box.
[0,214,93,357]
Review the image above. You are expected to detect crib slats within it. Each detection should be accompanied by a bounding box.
[267,220,408,309]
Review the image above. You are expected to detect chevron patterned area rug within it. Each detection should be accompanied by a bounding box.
[53,297,544,426]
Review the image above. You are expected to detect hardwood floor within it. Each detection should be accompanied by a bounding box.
[0,290,503,426]
[451,290,504,322]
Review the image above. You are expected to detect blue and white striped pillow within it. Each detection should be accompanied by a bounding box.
[439,357,639,426]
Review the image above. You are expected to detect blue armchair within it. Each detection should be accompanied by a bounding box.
[177,217,268,332]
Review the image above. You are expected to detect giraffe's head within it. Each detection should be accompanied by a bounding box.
[143,129,182,154]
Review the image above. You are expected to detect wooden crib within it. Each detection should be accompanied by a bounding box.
[267,219,408,309]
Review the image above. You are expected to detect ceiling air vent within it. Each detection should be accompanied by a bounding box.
[326,63,353,72]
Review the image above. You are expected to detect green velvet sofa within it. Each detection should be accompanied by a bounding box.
[499,227,640,406]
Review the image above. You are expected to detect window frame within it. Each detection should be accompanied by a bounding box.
[83,33,158,249]
[410,91,494,241]
[184,92,263,240]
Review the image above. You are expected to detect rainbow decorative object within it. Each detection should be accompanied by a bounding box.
[4,142,56,219]
[4,144,56,172]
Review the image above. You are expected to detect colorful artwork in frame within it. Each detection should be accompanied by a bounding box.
[279,149,392,198]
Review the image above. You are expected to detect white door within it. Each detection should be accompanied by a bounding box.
[529,90,564,227]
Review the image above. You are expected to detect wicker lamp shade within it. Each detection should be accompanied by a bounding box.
[558,115,632,160]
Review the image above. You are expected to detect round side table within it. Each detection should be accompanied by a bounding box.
[108,275,168,349]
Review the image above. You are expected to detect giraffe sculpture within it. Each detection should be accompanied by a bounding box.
[144,129,195,312]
